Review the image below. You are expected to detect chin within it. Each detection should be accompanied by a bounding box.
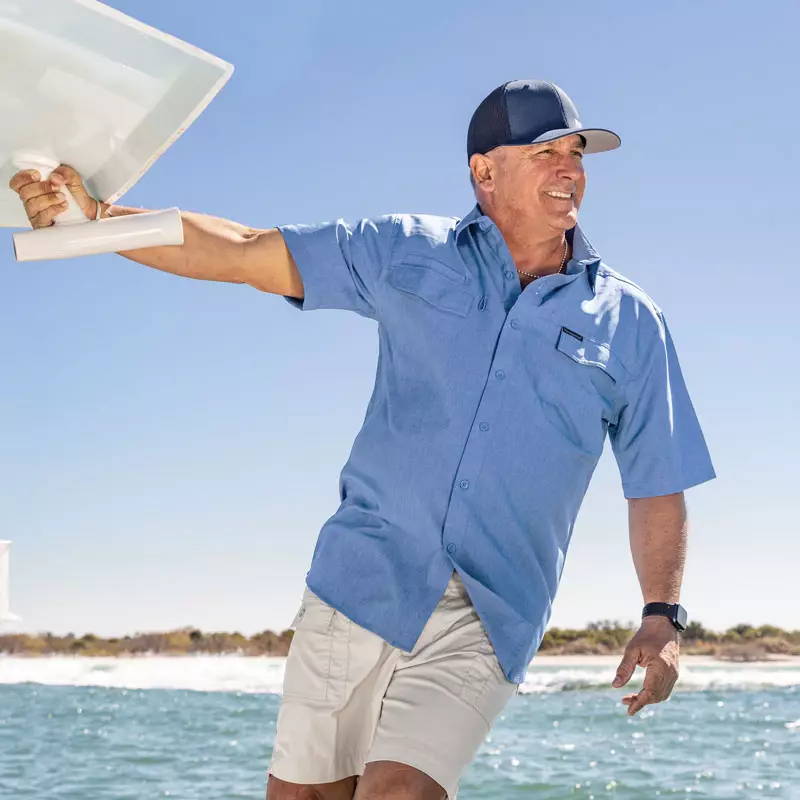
[548,213,577,231]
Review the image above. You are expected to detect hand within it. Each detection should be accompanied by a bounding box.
[611,616,679,715]
[8,164,98,228]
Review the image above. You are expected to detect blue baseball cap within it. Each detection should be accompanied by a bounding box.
[467,79,621,161]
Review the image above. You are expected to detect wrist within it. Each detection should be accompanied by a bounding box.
[641,614,676,628]
[641,601,687,632]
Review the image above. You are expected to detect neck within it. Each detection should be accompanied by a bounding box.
[483,206,572,274]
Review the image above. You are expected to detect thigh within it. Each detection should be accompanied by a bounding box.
[364,577,517,799]
[354,760,446,800]
[266,772,358,800]
[268,587,400,786]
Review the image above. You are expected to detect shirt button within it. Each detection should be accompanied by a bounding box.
[446,543,457,555]
[479,421,490,432]
[504,269,514,280]
[495,369,506,380]
[510,318,520,329]
[459,479,470,489]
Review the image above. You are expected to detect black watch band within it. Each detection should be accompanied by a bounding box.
[642,602,687,631]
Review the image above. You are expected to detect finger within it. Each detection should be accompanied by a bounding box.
[25,191,67,219]
[50,164,86,197]
[18,180,60,204]
[51,163,80,183]
[30,200,68,229]
[666,670,679,695]
[641,662,669,701]
[612,649,640,687]
[659,670,678,702]
[25,194,67,227]
[626,687,657,715]
[8,169,41,193]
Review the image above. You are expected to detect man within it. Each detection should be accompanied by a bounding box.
[10,79,715,800]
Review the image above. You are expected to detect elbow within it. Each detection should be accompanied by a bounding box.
[240,228,304,296]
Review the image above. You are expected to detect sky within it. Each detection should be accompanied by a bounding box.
[2,0,798,639]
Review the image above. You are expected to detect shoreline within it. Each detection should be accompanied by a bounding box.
[2,652,799,664]
[533,653,800,665]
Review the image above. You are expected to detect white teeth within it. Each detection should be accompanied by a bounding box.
[545,191,572,199]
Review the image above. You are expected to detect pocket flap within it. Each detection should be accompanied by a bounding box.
[398,253,468,283]
[556,327,621,382]
[387,265,476,316]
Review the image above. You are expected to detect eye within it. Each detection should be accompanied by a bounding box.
[572,150,584,159]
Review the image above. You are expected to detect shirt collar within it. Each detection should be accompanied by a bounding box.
[455,203,602,285]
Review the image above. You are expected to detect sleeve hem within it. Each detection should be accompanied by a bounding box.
[277,224,321,311]
[622,468,717,499]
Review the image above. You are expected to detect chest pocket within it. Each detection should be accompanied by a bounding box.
[554,327,625,424]
[556,327,620,381]
[387,260,476,317]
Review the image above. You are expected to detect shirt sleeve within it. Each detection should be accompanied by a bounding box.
[608,311,716,498]
[276,215,398,320]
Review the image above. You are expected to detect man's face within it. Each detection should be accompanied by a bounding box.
[472,134,586,232]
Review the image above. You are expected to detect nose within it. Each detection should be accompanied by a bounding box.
[555,152,583,182]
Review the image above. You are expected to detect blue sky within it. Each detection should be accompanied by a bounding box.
[3,0,798,639]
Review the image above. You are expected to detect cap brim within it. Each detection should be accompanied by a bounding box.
[529,127,621,154]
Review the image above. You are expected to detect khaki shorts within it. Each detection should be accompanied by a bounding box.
[267,570,518,799]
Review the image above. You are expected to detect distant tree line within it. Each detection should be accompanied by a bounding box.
[539,620,800,660]
[2,621,798,660]
[0,627,295,657]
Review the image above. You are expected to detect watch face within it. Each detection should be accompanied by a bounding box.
[675,605,688,630]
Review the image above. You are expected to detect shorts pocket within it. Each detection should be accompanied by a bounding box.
[455,611,516,724]
[282,588,338,701]
[458,650,516,729]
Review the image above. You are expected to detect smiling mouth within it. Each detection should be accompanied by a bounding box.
[544,190,574,200]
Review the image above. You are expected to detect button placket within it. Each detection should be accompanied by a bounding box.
[441,307,515,558]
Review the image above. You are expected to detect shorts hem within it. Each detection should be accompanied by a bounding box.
[267,756,364,786]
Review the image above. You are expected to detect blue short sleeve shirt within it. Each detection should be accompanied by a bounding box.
[277,205,716,683]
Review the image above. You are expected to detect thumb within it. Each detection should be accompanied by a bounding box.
[612,650,638,687]
[49,164,96,220]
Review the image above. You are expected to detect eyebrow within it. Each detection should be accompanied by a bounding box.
[529,139,585,152]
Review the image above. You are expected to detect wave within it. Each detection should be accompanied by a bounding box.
[517,662,800,694]
[0,655,287,694]
[1,655,798,695]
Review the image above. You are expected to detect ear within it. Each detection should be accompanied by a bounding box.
[469,153,495,192]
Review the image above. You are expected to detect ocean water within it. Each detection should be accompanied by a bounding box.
[1,655,798,799]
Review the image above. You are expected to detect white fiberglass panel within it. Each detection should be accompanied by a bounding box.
[0,540,19,623]
[0,0,233,228]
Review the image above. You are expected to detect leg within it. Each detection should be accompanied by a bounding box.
[361,572,518,800]
[267,772,359,800]
[267,588,399,793]
[353,760,446,800]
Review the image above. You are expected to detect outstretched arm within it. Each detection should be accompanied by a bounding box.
[9,165,304,298]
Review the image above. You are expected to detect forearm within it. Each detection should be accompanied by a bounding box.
[627,492,687,604]
[100,202,255,284]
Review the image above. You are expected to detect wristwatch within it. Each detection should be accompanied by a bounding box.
[642,602,687,631]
